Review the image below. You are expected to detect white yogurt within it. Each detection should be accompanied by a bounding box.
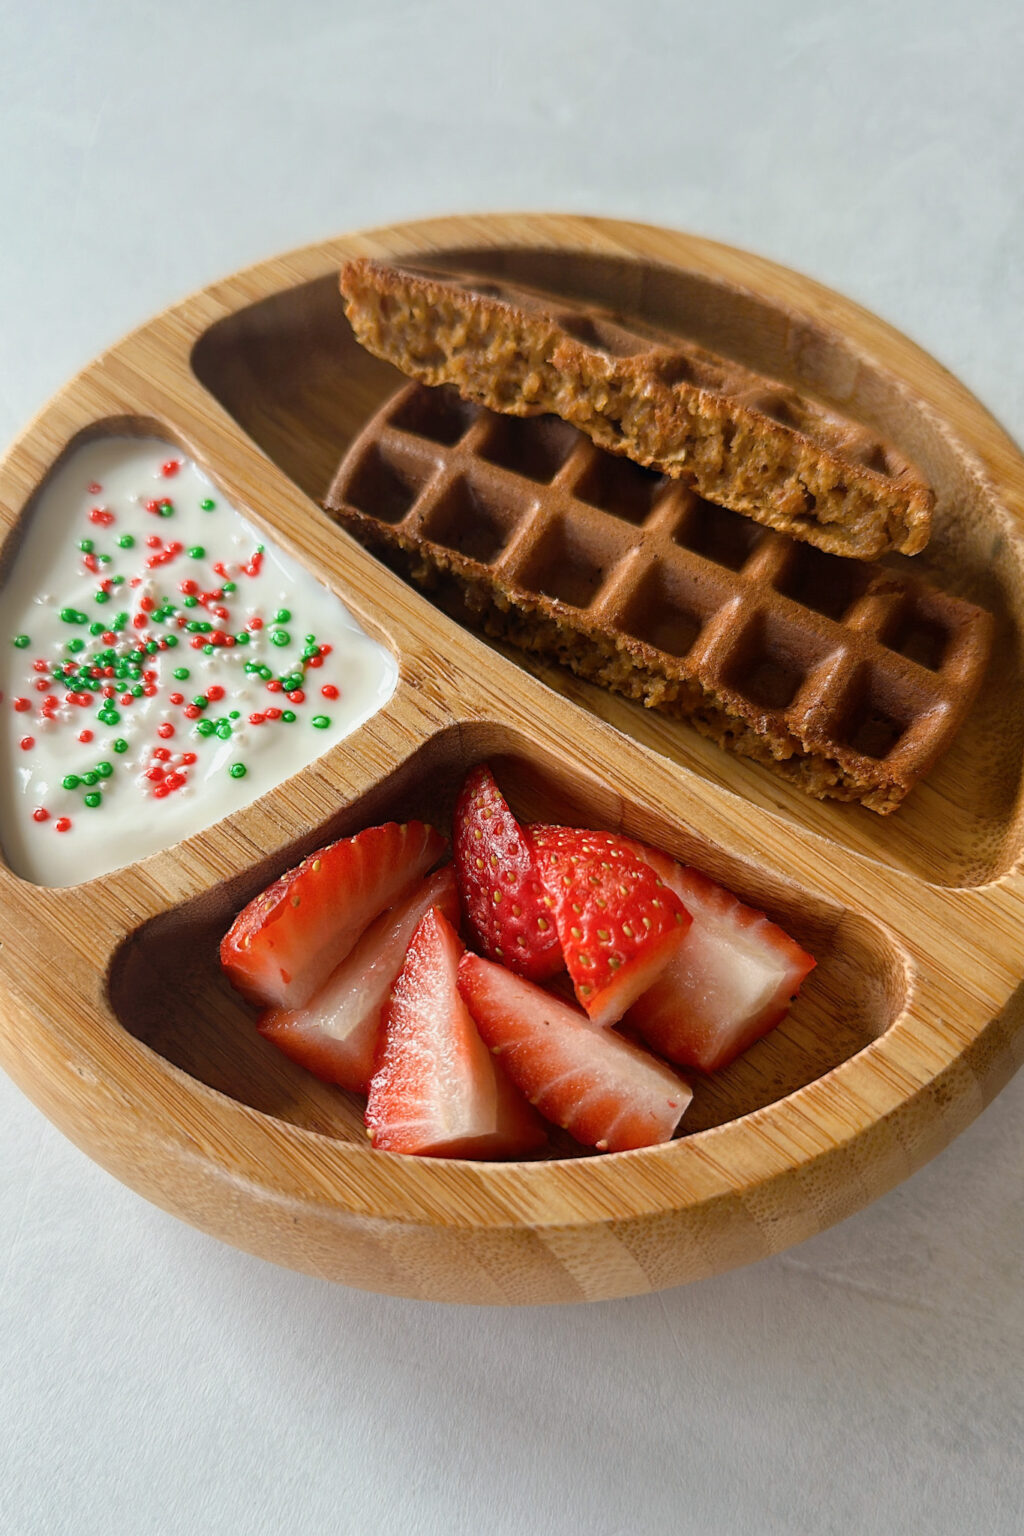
[0,437,398,886]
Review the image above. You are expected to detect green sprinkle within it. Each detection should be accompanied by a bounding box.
[82,771,98,787]
[258,665,273,680]
[118,534,135,549]
[215,721,232,740]
[67,638,85,654]
[13,633,31,648]
[60,608,88,625]
[274,608,291,624]
[98,553,112,566]
[96,761,113,779]
[203,644,215,655]
[228,763,247,779]
[229,710,240,720]
[79,538,94,553]
[191,695,208,710]
[200,498,216,511]
[62,774,80,790]
[84,792,102,809]
[234,631,250,645]
[270,629,290,648]
[99,707,120,725]
[95,590,110,605]
[282,709,296,724]
[304,634,316,644]
[110,572,123,583]
[113,738,128,754]
[183,596,198,608]
[89,622,106,636]
[159,502,174,517]
[165,634,178,648]
[222,581,236,594]
[196,720,215,737]
[311,715,330,729]
[188,545,205,559]
[173,667,189,681]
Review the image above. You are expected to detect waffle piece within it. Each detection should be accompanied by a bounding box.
[339,257,934,563]
[324,383,993,814]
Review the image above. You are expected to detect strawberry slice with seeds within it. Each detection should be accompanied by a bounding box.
[453,764,562,981]
[530,825,692,1027]
[458,954,692,1151]
[366,907,546,1159]
[220,820,446,1010]
[626,862,816,1073]
[257,865,459,1093]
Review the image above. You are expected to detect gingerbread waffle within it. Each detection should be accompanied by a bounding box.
[324,382,992,814]
[339,257,934,563]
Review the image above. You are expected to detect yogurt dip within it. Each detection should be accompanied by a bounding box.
[0,437,398,887]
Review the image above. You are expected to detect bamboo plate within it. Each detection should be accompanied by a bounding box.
[1,213,1023,1306]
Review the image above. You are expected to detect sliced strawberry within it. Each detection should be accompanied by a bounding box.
[220,820,446,1010]
[458,954,691,1151]
[365,908,546,1159]
[529,825,691,1027]
[453,764,563,981]
[257,865,459,1093]
[626,863,816,1073]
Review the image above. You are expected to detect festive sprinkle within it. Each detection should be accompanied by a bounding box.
[118,534,135,549]
[84,792,102,808]
[113,738,128,753]
[228,763,247,779]
[55,817,72,833]
[32,808,49,823]
[311,715,330,729]
[200,498,216,511]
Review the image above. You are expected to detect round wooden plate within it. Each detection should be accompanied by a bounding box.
[0,214,1022,1305]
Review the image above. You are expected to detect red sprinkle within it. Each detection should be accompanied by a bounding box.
[164,772,185,791]
[169,693,184,706]
[265,707,282,721]
[249,712,265,725]
[146,535,162,549]
[32,808,49,823]
[161,459,180,478]
[153,747,172,762]
[13,697,30,712]
[288,689,305,704]
[20,736,34,750]
[247,616,263,631]
[206,685,224,701]
[153,783,171,799]
[88,481,102,495]
[89,507,115,526]
[266,679,282,693]
[146,765,165,782]
[34,679,49,692]
[32,660,48,674]
[55,817,72,833]
[157,723,174,739]
[181,752,197,766]
[321,684,339,699]
[306,654,323,669]
[184,704,202,719]
[78,730,93,743]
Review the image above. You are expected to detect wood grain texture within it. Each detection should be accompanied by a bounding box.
[0,213,1022,1304]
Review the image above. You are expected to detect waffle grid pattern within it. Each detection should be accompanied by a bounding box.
[326,384,992,812]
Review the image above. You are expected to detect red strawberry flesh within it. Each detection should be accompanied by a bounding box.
[220,820,446,1010]
[530,825,691,1027]
[626,862,816,1073]
[365,908,546,1159]
[257,865,459,1093]
[453,764,562,981]
[458,954,691,1151]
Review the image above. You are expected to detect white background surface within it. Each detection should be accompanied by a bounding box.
[2,2,1022,1532]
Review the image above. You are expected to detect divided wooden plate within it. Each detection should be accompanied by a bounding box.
[1,213,1022,1305]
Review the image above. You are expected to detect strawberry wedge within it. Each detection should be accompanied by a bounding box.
[366,908,546,1159]
[257,865,459,1093]
[458,954,692,1152]
[453,764,562,981]
[220,821,446,1010]
[530,826,691,1027]
[626,863,816,1073]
